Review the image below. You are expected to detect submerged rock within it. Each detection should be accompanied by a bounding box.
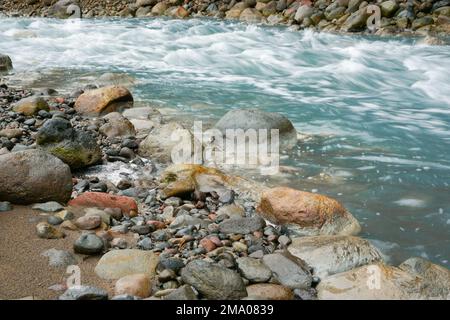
[287,235,383,279]
[257,187,361,236]
[181,260,247,300]
[0,54,13,72]
[0,150,72,205]
[74,85,133,116]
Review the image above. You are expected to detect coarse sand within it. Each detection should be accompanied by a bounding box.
[0,206,116,300]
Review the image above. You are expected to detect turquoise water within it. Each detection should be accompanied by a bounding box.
[1,17,449,267]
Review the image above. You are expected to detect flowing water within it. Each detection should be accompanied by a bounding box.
[1,17,449,267]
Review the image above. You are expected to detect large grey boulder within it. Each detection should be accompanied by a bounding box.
[0,150,73,204]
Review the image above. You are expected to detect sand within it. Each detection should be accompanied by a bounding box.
[0,206,115,300]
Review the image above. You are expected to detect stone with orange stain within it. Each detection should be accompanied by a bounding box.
[74,85,133,116]
[199,238,217,252]
[257,187,360,236]
[68,192,138,215]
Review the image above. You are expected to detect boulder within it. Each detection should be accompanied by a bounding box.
[246,284,294,300]
[36,117,102,170]
[0,150,72,204]
[68,192,138,215]
[262,252,312,289]
[0,54,13,72]
[317,262,450,300]
[74,86,133,116]
[287,235,383,279]
[12,96,49,116]
[99,112,136,138]
[214,108,297,149]
[181,260,247,300]
[138,122,197,163]
[257,187,361,236]
[240,8,264,22]
[95,249,159,280]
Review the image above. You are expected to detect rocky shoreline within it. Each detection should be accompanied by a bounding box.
[0,0,450,42]
[1,53,450,300]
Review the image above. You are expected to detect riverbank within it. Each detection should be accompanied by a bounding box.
[0,0,449,41]
[1,69,449,299]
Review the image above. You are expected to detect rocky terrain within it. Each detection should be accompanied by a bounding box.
[1,53,450,300]
[0,0,449,40]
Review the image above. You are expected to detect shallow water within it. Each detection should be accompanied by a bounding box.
[1,17,449,267]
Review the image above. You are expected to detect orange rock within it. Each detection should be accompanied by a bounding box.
[257,187,347,228]
[68,192,138,214]
[74,86,133,116]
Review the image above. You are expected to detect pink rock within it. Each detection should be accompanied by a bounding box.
[68,192,138,214]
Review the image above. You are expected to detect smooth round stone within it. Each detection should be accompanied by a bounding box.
[75,215,102,230]
[73,234,104,255]
[158,269,177,283]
